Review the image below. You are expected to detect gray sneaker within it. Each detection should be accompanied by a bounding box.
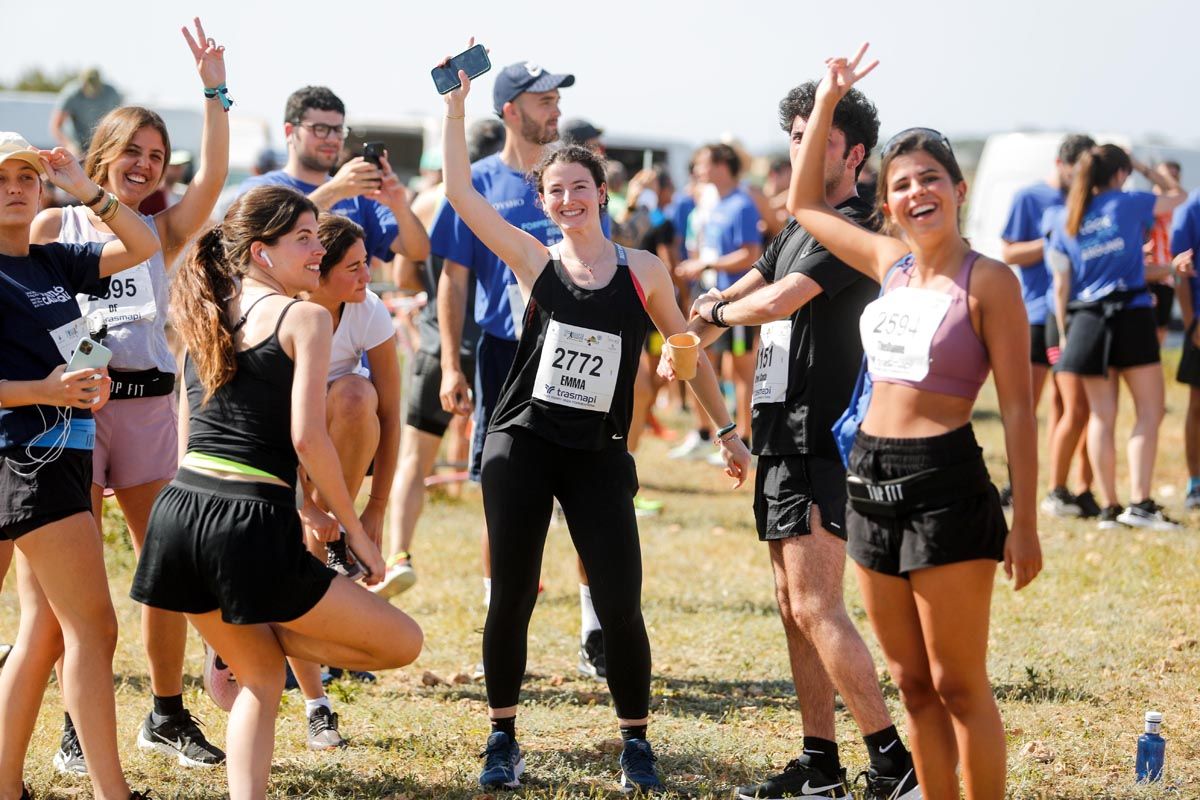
[52,719,87,776]
[307,705,347,750]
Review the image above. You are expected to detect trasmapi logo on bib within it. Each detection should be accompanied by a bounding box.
[532,319,621,412]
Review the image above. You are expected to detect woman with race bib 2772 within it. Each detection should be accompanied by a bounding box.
[435,42,751,794]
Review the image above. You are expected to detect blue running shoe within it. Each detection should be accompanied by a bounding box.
[478,731,524,790]
[619,738,664,794]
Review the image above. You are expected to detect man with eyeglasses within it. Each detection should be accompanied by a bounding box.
[238,85,428,263]
[676,81,920,800]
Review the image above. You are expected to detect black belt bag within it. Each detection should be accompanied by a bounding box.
[108,368,176,400]
[846,459,992,519]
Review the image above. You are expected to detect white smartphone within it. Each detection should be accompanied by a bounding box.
[67,337,113,372]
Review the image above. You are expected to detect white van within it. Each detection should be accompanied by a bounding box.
[965,131,1200,261]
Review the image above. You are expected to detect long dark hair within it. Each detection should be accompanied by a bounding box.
[1065,144,1131,236]
[875,129,965,236]
[172,186,318,401]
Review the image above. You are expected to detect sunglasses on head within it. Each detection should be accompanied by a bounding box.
[882,127,954,158]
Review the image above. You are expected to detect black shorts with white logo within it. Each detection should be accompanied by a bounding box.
[845,425,1007,577]
[754,454,848,541]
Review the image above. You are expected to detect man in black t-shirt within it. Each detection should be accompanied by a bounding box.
[679,84,920,800]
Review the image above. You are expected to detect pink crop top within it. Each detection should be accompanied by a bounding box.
[867,251,989,400]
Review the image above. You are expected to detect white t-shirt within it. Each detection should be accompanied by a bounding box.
[328,289,394,381]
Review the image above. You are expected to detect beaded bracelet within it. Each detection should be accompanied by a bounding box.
[204,83,234,111]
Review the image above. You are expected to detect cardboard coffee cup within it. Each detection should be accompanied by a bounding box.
[666,332,701,380]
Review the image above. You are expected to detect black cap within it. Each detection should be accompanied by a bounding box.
[560,119,604,146]
[493,61,575,115]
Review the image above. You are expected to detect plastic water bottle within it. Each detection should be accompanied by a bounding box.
[1136,711,1165,783]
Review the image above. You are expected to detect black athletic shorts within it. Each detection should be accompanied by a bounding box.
[845,425,1007,578]
[1178,321,1200,387]
[709,325,759,356]
[755,454,848,541]
[0,447,92,540]
[1029,323,1050,367]
[131,469,335,625]
[1058,305,1160,376]
[1044,314,1062,367]
[1151,283,1175,328]
[405,350,477,438]
[470,333,519,482]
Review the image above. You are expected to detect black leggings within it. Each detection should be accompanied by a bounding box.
[480,428,651,719]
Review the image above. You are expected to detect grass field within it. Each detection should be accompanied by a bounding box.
[3,353,1199,799]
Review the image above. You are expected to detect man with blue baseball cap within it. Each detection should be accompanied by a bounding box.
[431,60,613,681]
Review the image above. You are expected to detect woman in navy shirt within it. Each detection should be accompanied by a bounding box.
[0,135,157,799]
[1048,144,1185,529]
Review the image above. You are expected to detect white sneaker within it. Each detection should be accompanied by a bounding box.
[1117,500,1181,531]
[370,553,416,600]
[667,431,711,460]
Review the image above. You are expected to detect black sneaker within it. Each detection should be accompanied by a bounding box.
[578,629,607,680]
[136,710,225,767]
[129,792,156,799]
[52,719,87,776]
[736,757,848,799]
[1098,505,1126,530]
[326,532,364,580]
[307,705,348,750]
[858,755,921,800]
[1040,486,1082,517]
[1073,490,1101,519]
[998,484,1013,508]
[1117,499,1182,531]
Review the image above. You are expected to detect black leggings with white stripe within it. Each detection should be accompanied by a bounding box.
[480,427,650,719]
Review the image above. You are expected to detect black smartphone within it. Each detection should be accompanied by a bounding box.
[362,141,385,168]
[432,43,491,95]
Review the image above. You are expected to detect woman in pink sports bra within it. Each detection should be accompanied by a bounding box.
[788,46,1041,800]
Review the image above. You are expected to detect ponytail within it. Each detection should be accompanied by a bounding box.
[1065,144,1132,236]
[172,226,238,402]
[169,185,319,402]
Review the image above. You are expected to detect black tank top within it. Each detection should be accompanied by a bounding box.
[489,244,649,450]
[185,296,302,488]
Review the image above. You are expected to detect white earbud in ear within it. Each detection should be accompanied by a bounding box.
[261,251,274,268]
